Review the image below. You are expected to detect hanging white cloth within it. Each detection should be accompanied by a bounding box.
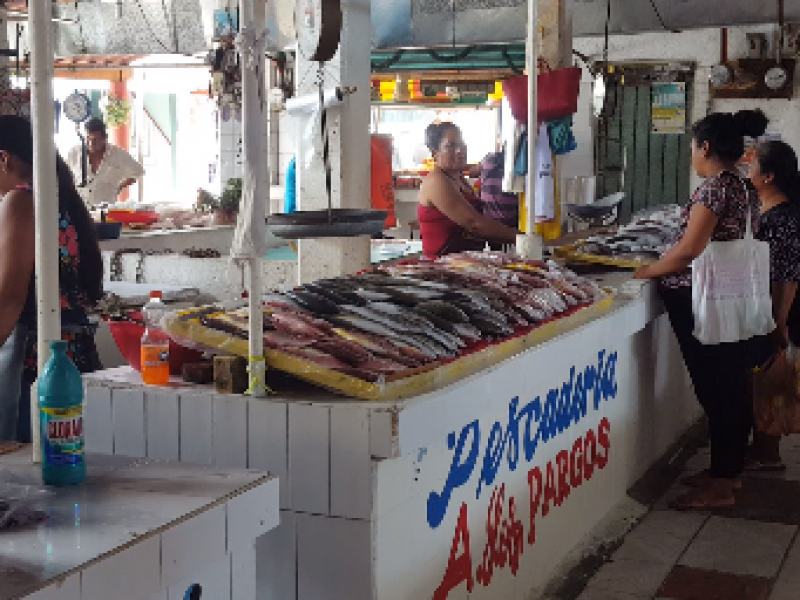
[533,123,555,223]
[501,98,525,193]
[230,24,269,262]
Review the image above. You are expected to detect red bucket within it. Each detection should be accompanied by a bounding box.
[106,319,203,376]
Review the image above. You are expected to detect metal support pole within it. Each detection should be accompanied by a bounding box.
[517,0,544,259]
[240,0,266,397]
[29,1,61,460]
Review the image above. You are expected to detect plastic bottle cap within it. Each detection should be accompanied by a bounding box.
[49,340,67,351]
[150,291,163,299]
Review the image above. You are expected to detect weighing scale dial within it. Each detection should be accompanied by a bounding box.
[294,0,342,63]
[63,92,91,124]
[709,65,732,88]
[765,66,789,91]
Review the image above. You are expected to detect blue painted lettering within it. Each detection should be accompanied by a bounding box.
[428,350,619,529]
[428,421,480,529]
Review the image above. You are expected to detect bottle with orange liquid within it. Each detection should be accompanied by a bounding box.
[140,291,170,385]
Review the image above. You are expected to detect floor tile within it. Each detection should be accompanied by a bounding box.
[584,558,673,597]
[717,478,800,525]
[768,577,800,600]
[614,510,707,565]
[679,517,796,578]
[656,565,772,600]
[576,588,649,600]
[774,533,800,585]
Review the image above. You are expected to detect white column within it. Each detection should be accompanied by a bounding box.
[517,0,544,260]
[29,0,60,459]
[296,0,372,284]
[239,0,266,396]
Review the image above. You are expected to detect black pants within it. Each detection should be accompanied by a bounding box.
[660,285,769,479]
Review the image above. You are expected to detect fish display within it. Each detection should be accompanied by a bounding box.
[181,252,606,385]
[573,205,681,263]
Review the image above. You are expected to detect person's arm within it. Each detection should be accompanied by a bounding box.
[424,173,518,243]
[771,281,798,347]
[633,203,718,279]
[117,177,136,194]
[0,190,35,346]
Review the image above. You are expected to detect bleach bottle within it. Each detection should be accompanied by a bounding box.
[39,340,86,486]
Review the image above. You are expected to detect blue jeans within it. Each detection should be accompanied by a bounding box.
[0,325,28,442]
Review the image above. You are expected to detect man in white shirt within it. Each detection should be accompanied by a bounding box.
[66,118,144,207]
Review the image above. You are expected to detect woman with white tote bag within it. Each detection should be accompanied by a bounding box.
[634,110,773,510]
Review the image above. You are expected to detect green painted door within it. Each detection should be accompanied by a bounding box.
[595,70,693,223]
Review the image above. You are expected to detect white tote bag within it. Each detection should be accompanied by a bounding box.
[691,202,775,345]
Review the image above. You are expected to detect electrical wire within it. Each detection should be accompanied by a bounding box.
[648,0,680,33]
[133,0,172,53]
[73,1,87,54]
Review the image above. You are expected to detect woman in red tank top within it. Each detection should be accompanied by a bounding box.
[418,122,518,258]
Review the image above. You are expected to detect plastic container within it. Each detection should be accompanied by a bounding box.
[39,340,86,487]
[106,318,203,375]
[141,291,171,385]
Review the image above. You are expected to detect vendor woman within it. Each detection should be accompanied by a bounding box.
[418,122,518,257]
[0,116,103,442]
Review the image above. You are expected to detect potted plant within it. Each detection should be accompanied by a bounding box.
[103,96,131,128]
[217,178,242,224]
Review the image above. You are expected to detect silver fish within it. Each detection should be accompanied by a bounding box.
[329,314,400,338]
[342,305,427,334]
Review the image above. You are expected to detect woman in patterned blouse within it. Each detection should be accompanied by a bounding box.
[634,110,769,510]
[748,141,800,470]
[0,116,103,442]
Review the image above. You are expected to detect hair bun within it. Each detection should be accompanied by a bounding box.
[733,109,769,139]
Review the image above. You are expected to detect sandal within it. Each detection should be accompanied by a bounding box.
[669,489,735,511]
[681,469,742,490]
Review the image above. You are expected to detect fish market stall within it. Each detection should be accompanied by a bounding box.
[81,255,701,600]
[0,445,278,600]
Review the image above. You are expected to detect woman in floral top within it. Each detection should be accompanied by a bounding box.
[747,141,800,470]
[634,110,769,510]
[0,116,103,442]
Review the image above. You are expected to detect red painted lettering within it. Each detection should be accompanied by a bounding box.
[542,462,557,517]
[434,503,474,600]
[570,437,583,488]
[584,429,597,481]
[506,495,524,576]
[477,485,525,586]
[556,450,570,506]
[597,418,611,469]
[74,418,83,438]
[477,487,505,586]
[48,422,57,440]
[527,467,542,545]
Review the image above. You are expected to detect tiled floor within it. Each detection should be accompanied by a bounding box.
[566,435,800,600]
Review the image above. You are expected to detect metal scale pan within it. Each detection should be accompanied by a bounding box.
[269,0,386,240]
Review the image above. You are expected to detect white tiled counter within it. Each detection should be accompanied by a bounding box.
[0,448,279,600]
[82,276,701,600]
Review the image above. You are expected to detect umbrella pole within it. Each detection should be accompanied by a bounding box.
[517,0,544,260]
[241,0,266,397]
[29,1,61,461]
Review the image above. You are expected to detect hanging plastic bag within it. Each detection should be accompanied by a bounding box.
[548,116,577,156]
[534,123,555,223]
[691,204,775,344]
[753,345,800,436]
[370,135,398,229]
[514,129,528,176]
